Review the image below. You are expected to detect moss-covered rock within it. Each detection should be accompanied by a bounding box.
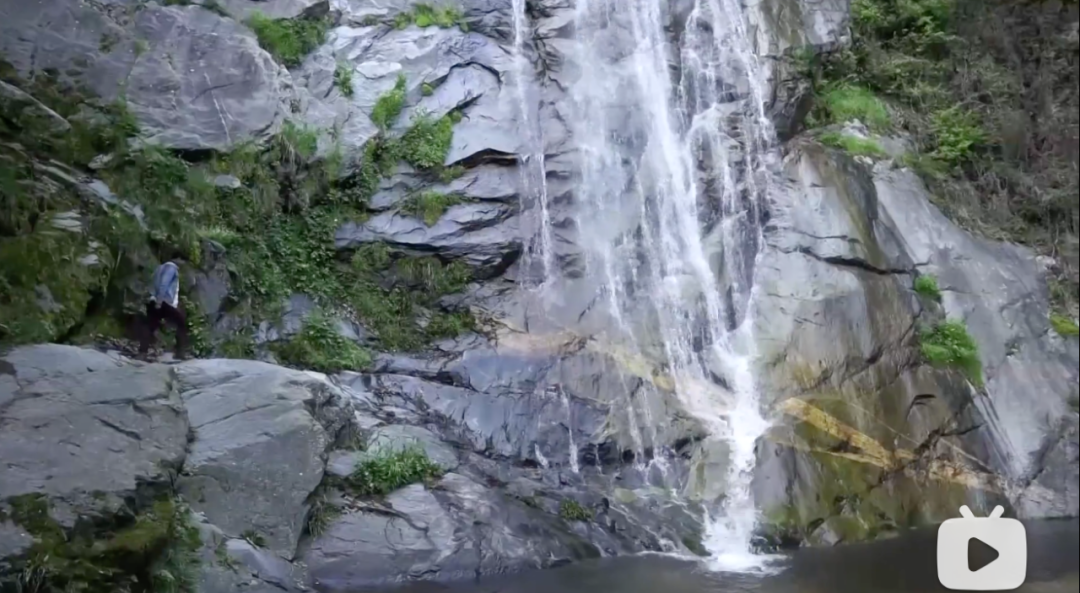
[0,494,202,593]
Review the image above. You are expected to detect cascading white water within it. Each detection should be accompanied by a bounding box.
[511,0,780,573]
[511,0,556,286]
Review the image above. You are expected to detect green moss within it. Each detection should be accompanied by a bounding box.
[2,495,201,593]
[345,447,444,496]
[818,131,888,158]
[919,319,982,386]
[333,62,355,98]
[370,74,407,130]
[272,310,372,373]
[401,191,463,226]
[247,12,329,67]
[558,500,593,522]
[1049,314,1078,338]
[421,82,435,97]
[913,274,942,301]
[814,84,891,132]
[0,226,110,346]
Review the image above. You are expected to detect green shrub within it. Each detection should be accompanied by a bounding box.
[913,274,942,300]
[421,82,435,96]
[346,447,444,496]
[814,0,1078,322]
[395,256,471,295]
[1049,314,1078,338]
[399,110,456,170]
[816,84,891,132]
[393,4,466,30]
[928,106,985,167]
[413,3,463,28]
[818,131,887,158]
[370,74,407,130]
[247,12,328,67]
[334,63,355,98]
[402,191,463,226]
[558,500,593,521]
[0,68,477,357]
[272,311,372,372]
[919,319,982,386]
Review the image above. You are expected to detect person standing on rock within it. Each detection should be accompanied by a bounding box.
[139,259,188,360]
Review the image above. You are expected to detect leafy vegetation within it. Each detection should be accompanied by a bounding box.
[806,0,1078,319]
[333,63,355,98]
[818,131,887,158]
[1049,314,1078,338]
[272,310,372,372]
[402,191,464,226]
[919,319,982,386]
[370,74,407,130]
[0,494,201,593]
[1,62,474,355]
[558,500,593,521]
[913,274,942,301]
[247,12,329,67]
[345,447,444,496]
[393,4,467,30]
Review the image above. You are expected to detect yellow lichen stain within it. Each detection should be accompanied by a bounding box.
[770,396,1033,498]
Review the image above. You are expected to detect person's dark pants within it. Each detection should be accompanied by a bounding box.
[139,301,187,358]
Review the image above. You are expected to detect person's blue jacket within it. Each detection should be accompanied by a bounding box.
[150,262,180,308]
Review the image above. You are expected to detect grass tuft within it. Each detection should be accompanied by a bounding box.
[401,191,463,226]
[558,500,593,521]
[818,131,887,158]
[815,84,891,132]
[370,74,407,130]
[919,319,982,386]
[913,274,942,301]
[334,63,355,98]
[247,12,328,67]
[345,447,444,496]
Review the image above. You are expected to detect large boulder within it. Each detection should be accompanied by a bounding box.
[175,359,355,559]
[0,345,188,525]
[0,0,290,150]
[749,139,1079,544]
[303,473,602,592]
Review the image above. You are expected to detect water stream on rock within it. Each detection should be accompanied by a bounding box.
[512,0,781,573]
[511,0,556,287]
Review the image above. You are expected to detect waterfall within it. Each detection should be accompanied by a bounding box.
[511,0,779,573]
[511,0,556,287]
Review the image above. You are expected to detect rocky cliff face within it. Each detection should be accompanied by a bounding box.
[1,0,1077,591]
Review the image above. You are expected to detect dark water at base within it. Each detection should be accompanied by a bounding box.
[373,519,1079,593]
